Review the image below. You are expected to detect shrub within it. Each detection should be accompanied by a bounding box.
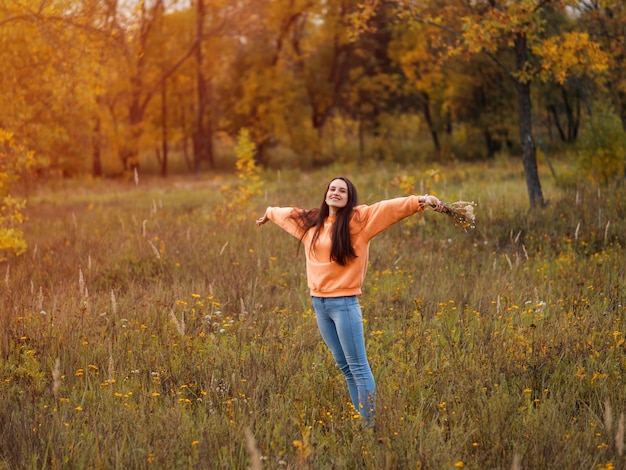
[575,107,626,185]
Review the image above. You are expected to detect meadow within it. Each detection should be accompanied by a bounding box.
[1,158,625,469]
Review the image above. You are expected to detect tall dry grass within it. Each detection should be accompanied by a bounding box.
[1,159,625,469]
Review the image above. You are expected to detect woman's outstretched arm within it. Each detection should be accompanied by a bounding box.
[255,206,307,239]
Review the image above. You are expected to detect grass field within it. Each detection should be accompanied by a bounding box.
[1,158,625,469]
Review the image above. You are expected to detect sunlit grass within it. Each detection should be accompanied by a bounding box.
[1,158,625,468]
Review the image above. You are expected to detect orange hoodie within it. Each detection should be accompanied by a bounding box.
[267,196,425,297]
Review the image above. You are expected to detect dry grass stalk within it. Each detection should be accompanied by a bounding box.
[52,358,61,399]
[439,201,476,232]
[170,309,185,336]
[239,298,247,319]
[37,286,43,312]
[108,354,115,382]
[244,427,263,470]
[605,399,613,433]
[511,453,521,470]
[147,240,161,259]
[110,290,117,316]
[617,413,625,457]
[79,267,87,298]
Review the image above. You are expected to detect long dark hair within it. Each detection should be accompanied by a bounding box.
[290,177,359,266]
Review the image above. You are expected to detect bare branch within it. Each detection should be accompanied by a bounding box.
[0,14,34,28]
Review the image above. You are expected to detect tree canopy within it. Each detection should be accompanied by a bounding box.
[0,0,624,209]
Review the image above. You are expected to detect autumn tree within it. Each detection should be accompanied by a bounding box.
[140,6,198,176]
[339,1,408,161]
[217,0,318,166]
[576,0,626,180]
[389,21,451,155]
[577,1,626,128]
[392,22,517,160]
[448,55,517,158]
[90,0,199,173]
[188,0,243,173]
[0,0,105,176]
[220,0,409,165]
[395,0,608,207]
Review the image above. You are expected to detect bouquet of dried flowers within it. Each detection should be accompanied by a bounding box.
[438,200,476,232]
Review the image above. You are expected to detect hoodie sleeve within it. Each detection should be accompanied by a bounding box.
[358,196,425,240]
[266,207,306,239]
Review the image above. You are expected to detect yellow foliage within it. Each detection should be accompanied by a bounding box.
[218,128,263,222]
[0,129,33,261]
[532,32,609,84]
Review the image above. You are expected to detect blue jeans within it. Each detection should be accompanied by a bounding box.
[312,296,376,426]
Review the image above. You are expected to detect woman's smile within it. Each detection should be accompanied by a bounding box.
[326,179,349,214]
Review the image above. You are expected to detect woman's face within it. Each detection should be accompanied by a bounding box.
[325,178,349,214]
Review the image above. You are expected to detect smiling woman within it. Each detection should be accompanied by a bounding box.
[326,178,350,213]
[256,176,445,428]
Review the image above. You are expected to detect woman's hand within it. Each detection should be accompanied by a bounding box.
[256,207,270,226]
[420,194,445,212]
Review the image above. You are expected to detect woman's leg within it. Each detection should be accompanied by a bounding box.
[312,296,376,425]
[312,296,360,408]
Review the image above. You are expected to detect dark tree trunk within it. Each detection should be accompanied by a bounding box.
[120,94,144,171]
[561,87,580,142]
[547,104,566,142]
[484,129,500,158]
[192,0,215,173]
[421,92,440,154]
[514,34,545,208]
[118,47,142,171]
[159,79,169,177]
[92,114,102,177]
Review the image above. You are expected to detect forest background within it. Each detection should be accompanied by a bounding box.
[1,0,626,468]
[2,1,626,205]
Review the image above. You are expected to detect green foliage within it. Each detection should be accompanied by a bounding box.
[574,107,626,185]
[1,161,626,469]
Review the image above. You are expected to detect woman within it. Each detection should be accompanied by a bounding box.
[256,177,444,427]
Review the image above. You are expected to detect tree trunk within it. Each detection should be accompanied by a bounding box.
[484,129,500,158]
[192,0,214,173]
[421,92,440,154]
[515,35,545,208]
[120,94,143,171]
[160,80,168,177]
[130,99,143,171]
[561,87,580,142]
[547,104,566,142]
[92,114,102,177]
